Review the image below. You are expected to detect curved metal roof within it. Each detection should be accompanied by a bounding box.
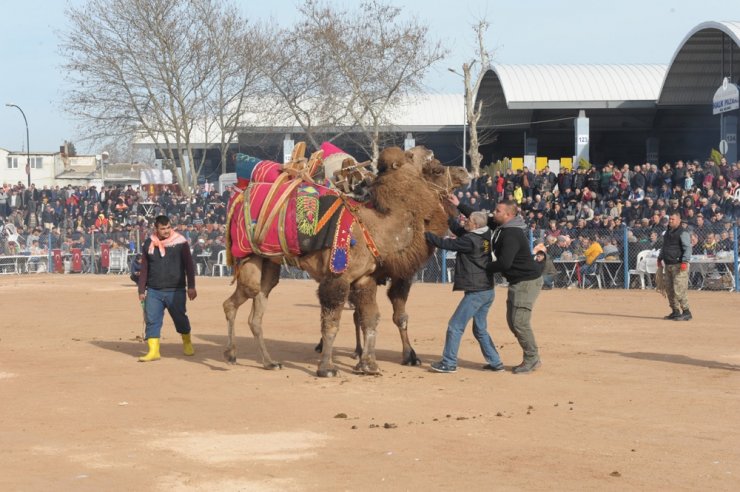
[486,64,667,110]
[658,21,740,105]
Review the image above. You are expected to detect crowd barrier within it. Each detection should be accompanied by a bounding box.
[3,225,738,292]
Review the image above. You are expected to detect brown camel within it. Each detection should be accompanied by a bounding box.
[223,146,467,377]
[315,151,470,365]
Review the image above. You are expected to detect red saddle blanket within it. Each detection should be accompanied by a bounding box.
[227,177,359,273]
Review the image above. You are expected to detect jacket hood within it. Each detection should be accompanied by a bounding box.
[500,215,527,231]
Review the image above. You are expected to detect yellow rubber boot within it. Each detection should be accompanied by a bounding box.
[182,334,195,356]
[139,338,161,362]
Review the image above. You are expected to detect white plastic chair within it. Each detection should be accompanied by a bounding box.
[628,249,650,289]
[108,249,129,274]
[211,250,229,277]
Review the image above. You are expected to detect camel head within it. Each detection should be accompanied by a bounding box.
[406,145,434,172]
[422,159,470,192]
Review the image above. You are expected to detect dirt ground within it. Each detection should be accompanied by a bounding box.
[1,274,739,491]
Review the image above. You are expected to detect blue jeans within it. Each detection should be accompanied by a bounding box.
[441,289,502,368]
[144,288,191,339]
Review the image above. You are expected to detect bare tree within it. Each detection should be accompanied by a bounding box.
[297,0,447,162]
[461,20,495,177]
[60,0,261,195]
[199,4,268,175]
[256,27,350,151]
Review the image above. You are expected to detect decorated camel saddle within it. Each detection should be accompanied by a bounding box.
[226,142,378,274]
[319,142,375,200]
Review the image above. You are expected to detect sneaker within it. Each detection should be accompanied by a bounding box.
[512,360,542,374]
[482,363,505,372]
[429,361,457,373]
[664,310,681,320]
[674,310,692,321]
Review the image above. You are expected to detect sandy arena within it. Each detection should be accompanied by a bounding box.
[1,274,739,491]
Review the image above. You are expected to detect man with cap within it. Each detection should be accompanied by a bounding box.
[658,212,692,321]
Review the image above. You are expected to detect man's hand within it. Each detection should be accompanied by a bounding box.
[138,292,146,302]
[188,288,197,301]
[447,194,459,207]
[680,262,688,271]
[656,258,662,268]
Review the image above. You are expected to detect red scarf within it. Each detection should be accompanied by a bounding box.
[148,231,187,257]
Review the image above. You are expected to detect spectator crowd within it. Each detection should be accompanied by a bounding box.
[454,157,740,287]
[2,155,740,285]
[0,181,231,266]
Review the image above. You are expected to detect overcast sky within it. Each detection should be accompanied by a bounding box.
[0,0,728,153]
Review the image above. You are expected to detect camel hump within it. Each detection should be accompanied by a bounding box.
[377,147,414,174]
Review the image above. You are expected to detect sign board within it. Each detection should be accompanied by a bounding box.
[140,169,173,185]
[713,78,740,115]
[218,172,237,193]
[719,140,729,155]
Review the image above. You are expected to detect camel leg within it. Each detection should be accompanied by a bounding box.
[352,279,381,375]
[313,287,363,359]
[223,265,255,365]
[388,278,421,366]
[316,277,349,377]
[223,257,276,366]
[247,260,282,370]
[349,289,364,359]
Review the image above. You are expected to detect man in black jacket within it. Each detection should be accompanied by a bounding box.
[424,211,504,374]
[449,196,544,373]
[488,200,544,374]
[137,215,197,362]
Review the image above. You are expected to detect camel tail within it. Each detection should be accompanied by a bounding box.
[230,259,242,285]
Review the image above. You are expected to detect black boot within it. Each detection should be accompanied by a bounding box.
[664,309,680,320]
[674,309,692,321]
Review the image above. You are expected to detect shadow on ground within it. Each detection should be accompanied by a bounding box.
[89,333,506,375]
[599,350,740,371]
[560,310,663,320]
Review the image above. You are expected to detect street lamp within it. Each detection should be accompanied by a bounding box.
[5,103,31,187]
[448,68,467,169]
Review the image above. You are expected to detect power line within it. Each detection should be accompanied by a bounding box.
[491,116,576,128]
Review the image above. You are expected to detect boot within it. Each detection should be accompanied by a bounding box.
[182,334,195,356]
[663,309,680,320]
[138,338,160,362]
[674,309,692,321]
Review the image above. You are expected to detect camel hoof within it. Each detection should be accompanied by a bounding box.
[401,357,422,366]
[350,351,362,360]
[224,350,237,364]
[264,362,283,370]
[354,361,381,375]
[317,367,339,378]
[402,350,421,366]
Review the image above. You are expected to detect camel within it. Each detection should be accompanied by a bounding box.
[314,150,470,365]
[223,146,468,377]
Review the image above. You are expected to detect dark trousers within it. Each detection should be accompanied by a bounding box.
[506,277,543,364]
[144,288,191,339]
